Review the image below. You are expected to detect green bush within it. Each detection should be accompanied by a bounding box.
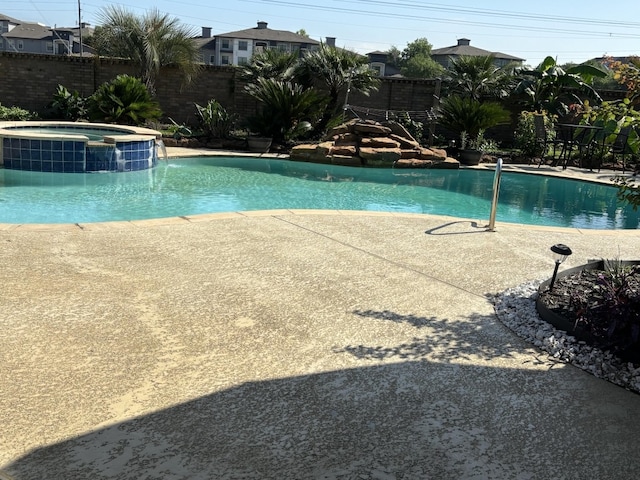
[437,95,510,140]
[48,85,88,121]
[245,78,324,143]
[514,111,555,157]
[88,74,161,125]
[195,100,236,139]
[0,103,38,121]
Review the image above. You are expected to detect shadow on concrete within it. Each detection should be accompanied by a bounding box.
[424,221,488,236]
[4,310,640,480]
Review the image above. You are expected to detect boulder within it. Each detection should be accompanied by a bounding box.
[360,137,401,149]
[290,120,458,169]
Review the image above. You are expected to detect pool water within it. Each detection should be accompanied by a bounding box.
[0,156,638,228]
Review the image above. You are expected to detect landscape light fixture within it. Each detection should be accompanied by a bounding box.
[549,243,572,291]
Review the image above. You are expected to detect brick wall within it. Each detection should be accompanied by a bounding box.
[1,52,441,126]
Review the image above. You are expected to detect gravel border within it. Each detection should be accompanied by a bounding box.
[490,280,640,394]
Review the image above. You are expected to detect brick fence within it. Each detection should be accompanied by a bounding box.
[0,52,441,127]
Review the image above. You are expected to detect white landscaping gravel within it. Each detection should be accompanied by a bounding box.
[490,280,640,394]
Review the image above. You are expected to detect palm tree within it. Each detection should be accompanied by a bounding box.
[238,48,299,84]
[95,6,201,93]
[294,43,379,134]
[445,55,514,100]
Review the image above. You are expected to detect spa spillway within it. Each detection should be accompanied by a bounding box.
[0,121,164,173]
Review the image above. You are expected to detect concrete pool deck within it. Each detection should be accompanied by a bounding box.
[1,154,640,479]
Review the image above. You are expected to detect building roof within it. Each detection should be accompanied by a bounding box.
[2,22,51,40]
[215,21,319,44]
[0,13,22,24]
[432,38,524,62]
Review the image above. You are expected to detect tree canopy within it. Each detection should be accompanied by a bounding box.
[392,38,444,79]
[93,6,201,93]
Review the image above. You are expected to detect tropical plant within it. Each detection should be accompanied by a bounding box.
[445,55,514,100]
[238,49,299,84]
[88,74,162,125]
[437,95,511,146]
[294,43,379,135]
[48,84,88,121]
[195,100,236,139]
[94,6,201,93]
[245,77,325,143]
[0,103,38,121]
[513,56,607,116]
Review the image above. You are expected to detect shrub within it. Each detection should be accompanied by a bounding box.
[514,111,554,157]
[437,95,510,140]
[88,74,162,125]
[245,78,324,143]
[195,100,236,139]
[48,85,88,121]
[0,103,38,121]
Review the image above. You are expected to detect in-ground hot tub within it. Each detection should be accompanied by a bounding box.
[0,121,164,173]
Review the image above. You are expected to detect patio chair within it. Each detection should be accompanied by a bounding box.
[609,126,633,173]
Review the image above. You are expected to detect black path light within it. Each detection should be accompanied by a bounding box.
[549,244,573,291]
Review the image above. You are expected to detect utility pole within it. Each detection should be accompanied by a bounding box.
[78,0,83,56]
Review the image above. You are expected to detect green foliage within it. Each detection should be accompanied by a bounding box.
[48,84,88,121]
[165,117,193,139]
[238,49,298,84]
[245,77,325,143]
[95,6,201,92]
[195,100,236,139]
[437,95,511,139]
[445,55,514,100]
[397,38,444,79]
[392,112,424,144]
[294,43,379,135]
[460,130,499,152]
[88,74,162,125]
[0,103,38,121]
[514,111,555,157]
[513,56,607,116]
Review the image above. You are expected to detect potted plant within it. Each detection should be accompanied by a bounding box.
[437,95,510,165]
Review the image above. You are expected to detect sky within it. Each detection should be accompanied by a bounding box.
[4,0,640,67]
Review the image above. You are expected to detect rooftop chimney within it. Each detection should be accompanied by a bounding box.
[325,37,336,47]
[202,27,212,38]
[257,21,268,29]
[457,38,470,46]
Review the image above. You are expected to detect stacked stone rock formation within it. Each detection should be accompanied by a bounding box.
[290,119,459,168]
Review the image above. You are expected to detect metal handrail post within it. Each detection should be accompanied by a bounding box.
[487,158,503,232]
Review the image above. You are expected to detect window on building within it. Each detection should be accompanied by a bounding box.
[221,54,230,65]
[277,43,289,52]
[370,63,385,77]
[237,56,248,65]
[17,39,23,50]
[46,42,53,52]
[221,38,230,49]
[209,55,215,64]
[238,40,248,51]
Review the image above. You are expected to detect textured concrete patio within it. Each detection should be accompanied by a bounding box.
[1,208,639,479]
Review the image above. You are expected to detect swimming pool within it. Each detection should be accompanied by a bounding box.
[0,156,637,228]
